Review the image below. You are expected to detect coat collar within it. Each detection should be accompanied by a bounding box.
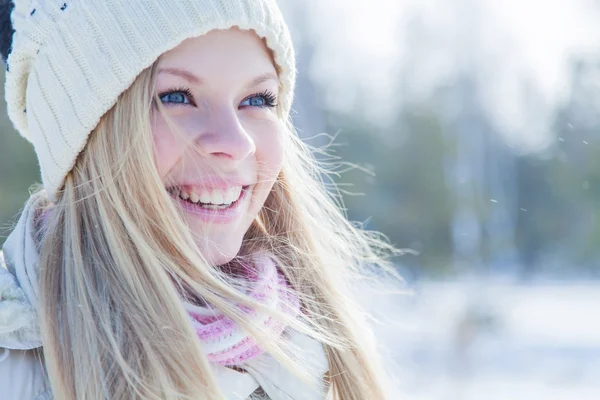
[0,191,46,350]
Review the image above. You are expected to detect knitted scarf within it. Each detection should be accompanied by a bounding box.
[184,253,300,365]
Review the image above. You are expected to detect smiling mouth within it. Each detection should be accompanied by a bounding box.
[166,185,249,210]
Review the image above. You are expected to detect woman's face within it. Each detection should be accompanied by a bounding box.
[151,28,285,265]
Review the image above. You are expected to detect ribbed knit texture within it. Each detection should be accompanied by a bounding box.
[4,0,296,202]
[184,253,300,366]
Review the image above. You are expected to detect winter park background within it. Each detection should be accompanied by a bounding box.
[1,0,599,399]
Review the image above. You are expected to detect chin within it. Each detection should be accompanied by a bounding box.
[195,233,244,266]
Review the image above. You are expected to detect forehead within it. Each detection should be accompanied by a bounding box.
[157,28,276,73]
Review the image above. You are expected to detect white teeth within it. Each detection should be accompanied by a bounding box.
[212,191,224,205]
[176,186,244,206]
[200,192,211,204]
[224,187,239,204]
[232,186,242,201]
[223,188,232,204]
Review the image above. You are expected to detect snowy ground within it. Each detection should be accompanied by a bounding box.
[360,279,600,400]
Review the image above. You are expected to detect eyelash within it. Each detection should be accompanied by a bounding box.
[250,89,278,108]
[156,87,278,108]
[157,86,194,105]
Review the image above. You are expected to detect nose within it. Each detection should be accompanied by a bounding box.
[194,106,256,161]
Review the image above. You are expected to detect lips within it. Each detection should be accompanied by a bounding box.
[165,184,252,224]
[167,185,245,208]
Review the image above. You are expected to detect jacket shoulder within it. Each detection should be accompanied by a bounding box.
[0,251,41,350]
[0,347,51,399]
[0,254,51,399]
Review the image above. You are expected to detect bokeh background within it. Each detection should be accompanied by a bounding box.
[1,1,599,399]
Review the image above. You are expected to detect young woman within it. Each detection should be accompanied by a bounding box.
[0,0,398,399]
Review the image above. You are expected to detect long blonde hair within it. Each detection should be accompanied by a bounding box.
[38,58,400,399]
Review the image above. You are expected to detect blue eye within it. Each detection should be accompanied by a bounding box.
[156,88,277,109]
[158,87,194,105]
[240,90,278,108]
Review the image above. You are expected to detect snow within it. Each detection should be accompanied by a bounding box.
[359,279,600,399]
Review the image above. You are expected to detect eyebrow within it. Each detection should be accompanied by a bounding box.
[158,67,204,85]
[158,68,279,88]
[249,72,279,88]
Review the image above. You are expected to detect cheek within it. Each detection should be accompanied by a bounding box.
[151,115,184,178]
[254,123,285,182]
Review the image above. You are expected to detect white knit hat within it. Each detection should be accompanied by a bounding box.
[3,0,296,202]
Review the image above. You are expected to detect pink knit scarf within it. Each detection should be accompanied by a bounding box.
[183,253,300,366]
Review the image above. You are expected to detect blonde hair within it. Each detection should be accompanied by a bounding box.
[38,58,400,399]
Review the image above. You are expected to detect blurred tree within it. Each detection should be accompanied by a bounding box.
[326,103,455,275]
[0,69,39,243]
[510,55,600,277]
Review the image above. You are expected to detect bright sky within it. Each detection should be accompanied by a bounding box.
[284,0,600,151]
